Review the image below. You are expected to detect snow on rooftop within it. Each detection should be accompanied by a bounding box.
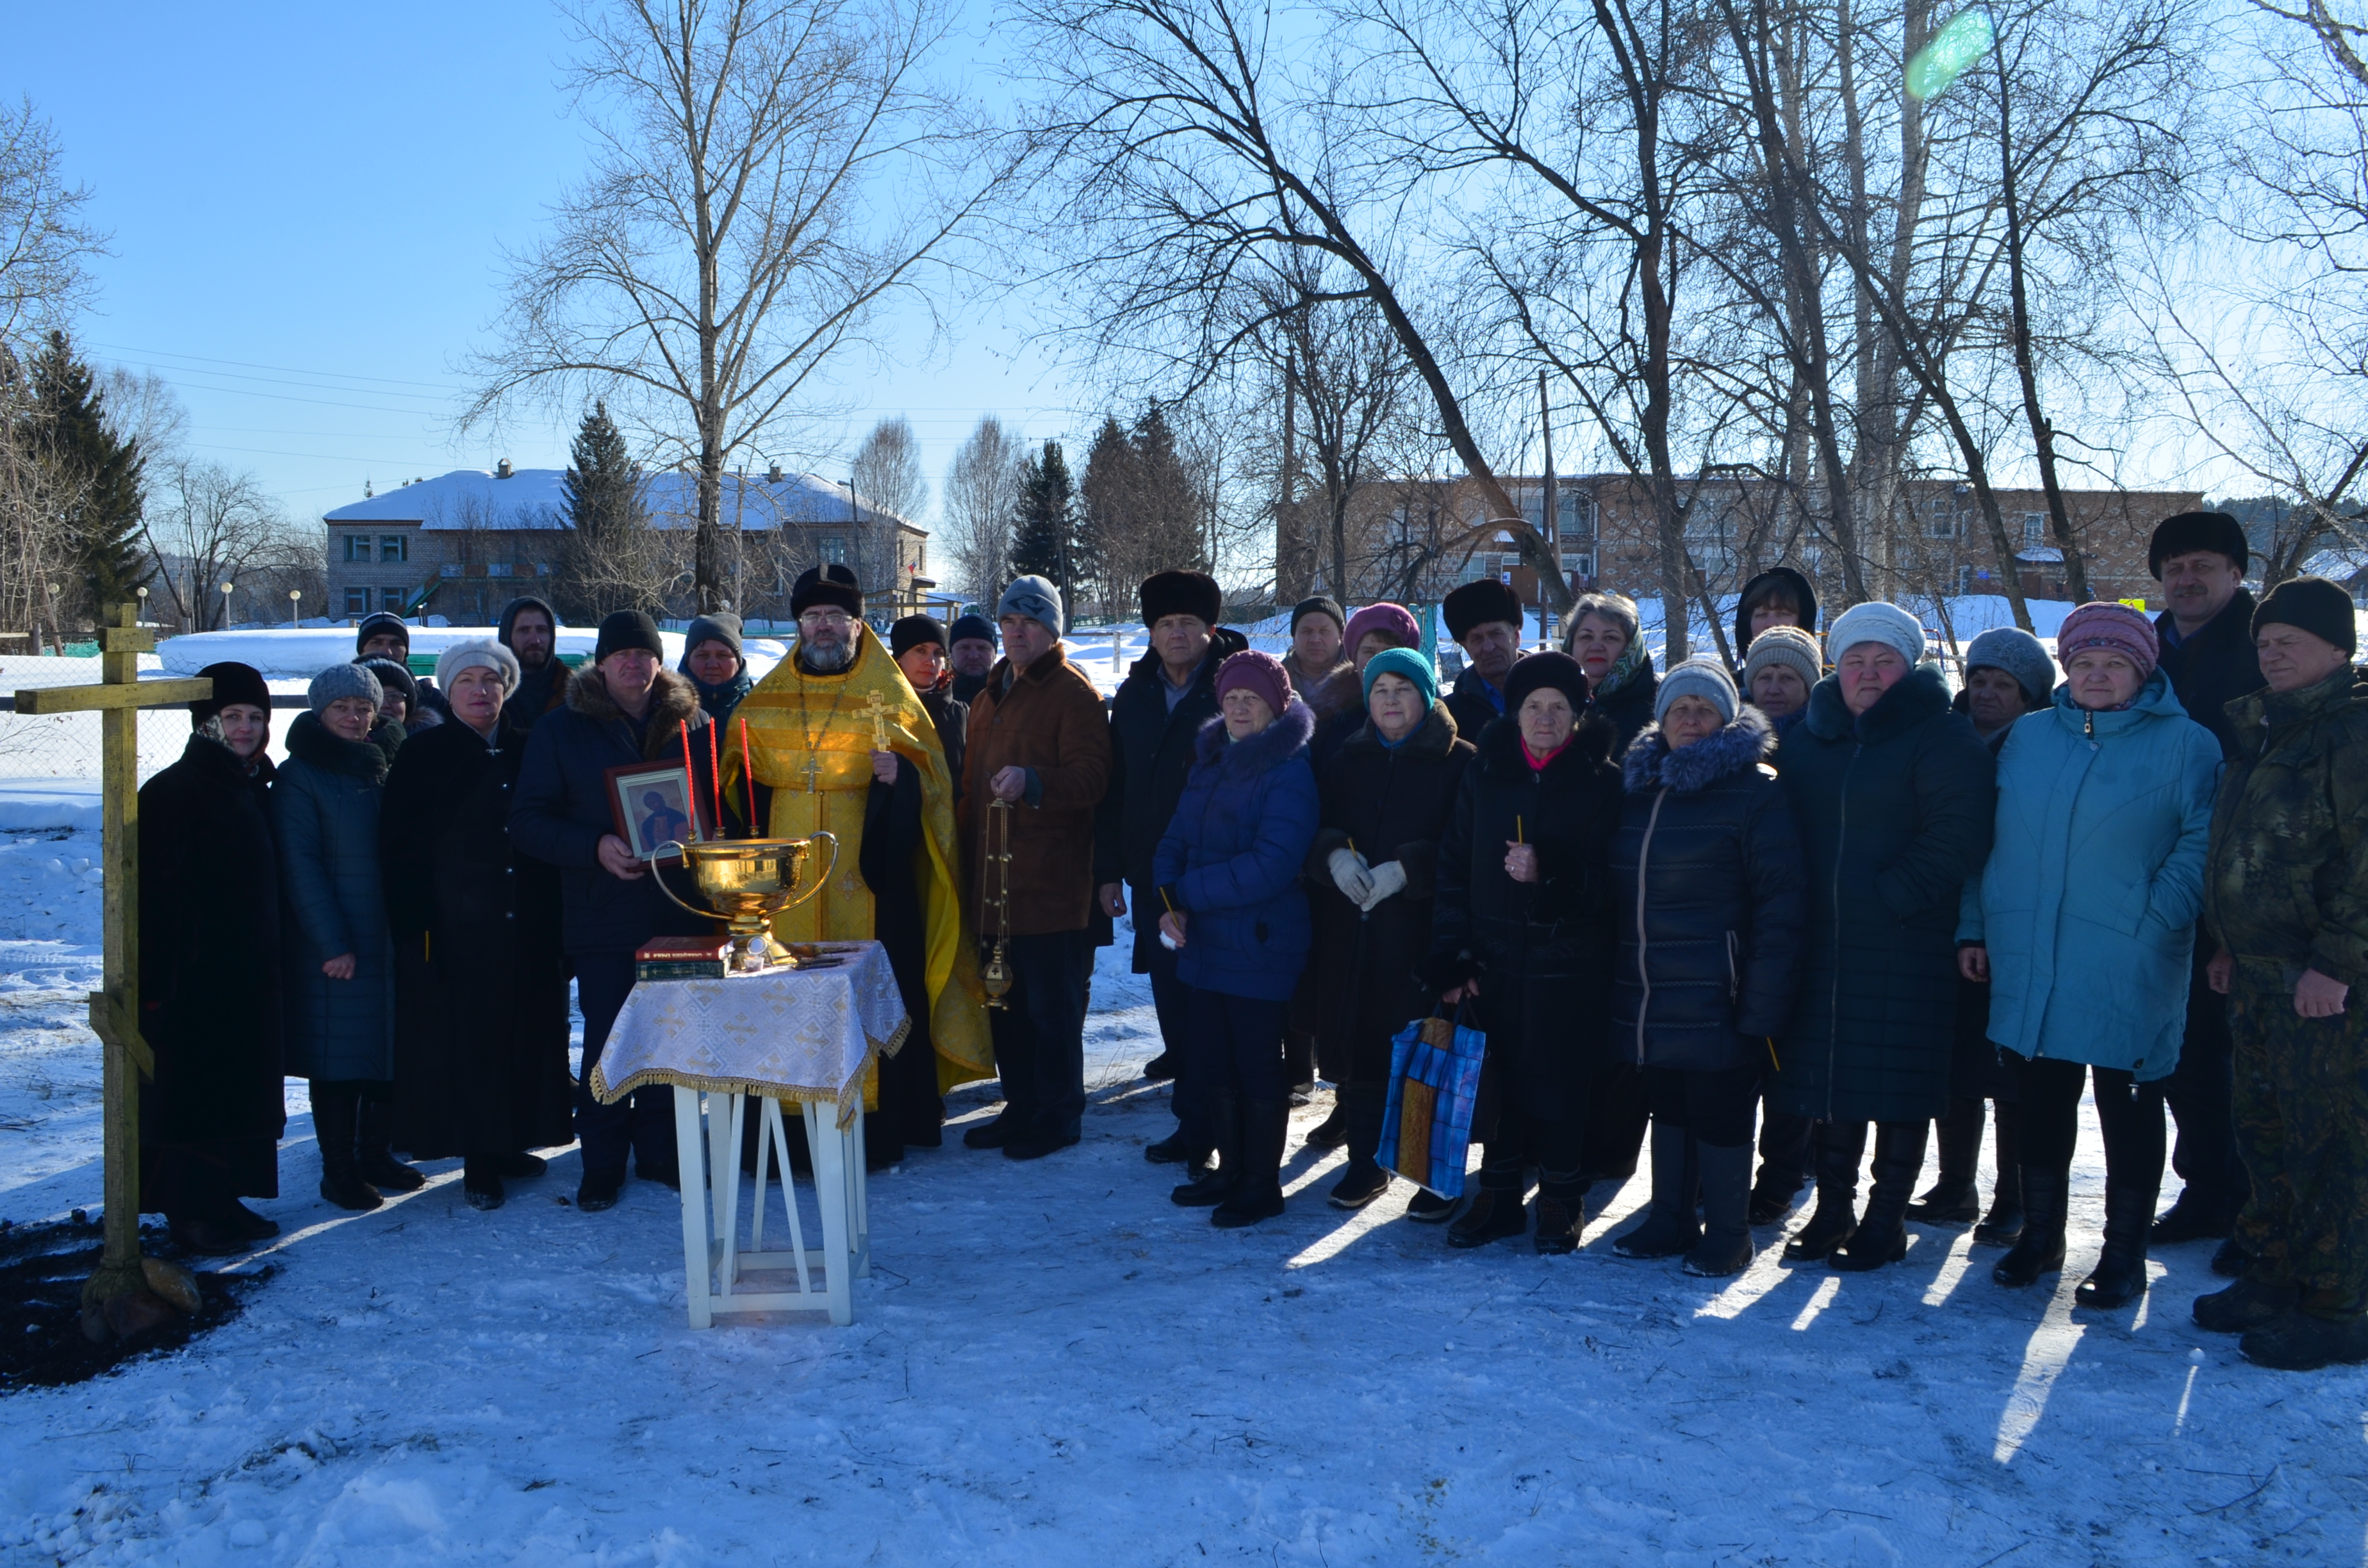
[323,468,920,534]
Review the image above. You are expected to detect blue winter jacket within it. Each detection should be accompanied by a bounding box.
[1153,701,1321,1002]
[1957,669,2222,1080]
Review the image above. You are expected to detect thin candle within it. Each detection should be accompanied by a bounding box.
[707,719,720,840]
[679,720,695,835]
[739,717,755,839]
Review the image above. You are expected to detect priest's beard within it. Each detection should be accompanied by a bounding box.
[798,636,854,673]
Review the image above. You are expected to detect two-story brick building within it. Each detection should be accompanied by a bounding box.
[322,464,930,625]
[1279,472,2202,617]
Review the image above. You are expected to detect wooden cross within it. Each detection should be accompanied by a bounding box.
[15,604,213,1307]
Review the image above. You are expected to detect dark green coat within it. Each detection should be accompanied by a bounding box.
[2205,667,2368,990]
[1770,664,1996,1124]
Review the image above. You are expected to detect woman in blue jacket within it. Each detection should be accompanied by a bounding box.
[1154,651,1320,1229]
[1960,602,2221,1308]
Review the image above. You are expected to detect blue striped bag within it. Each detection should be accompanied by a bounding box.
[1377,1007,1487,1198]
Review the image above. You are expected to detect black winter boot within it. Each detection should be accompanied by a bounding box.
[1684,1142,1756,1278]
[463,1156,507,1212]
[1615,1122,1701,1259]
[1832,1120,1926,1271]
[1749,1109,1811,1225]
[1144,1126,1209,1167]
[1212,1100,1288,1228]
[2241,1307,2368,1371]
[1404,1188,1457,1223]
[355,1093,426,1193]
[1447,1159,1528,1248]
[1993,1163,2069,1287]
[1974,1098,2026,1247]
[1533,1168,1586,1256]
[2210,1235,2253,1278]
[1906,1098,1982,1224]
[312,1086,383,1213]
[2150,1186,2237,1245]
[1303,1097,1350,1150]
[2193,1276,2300,1335]
[1783,1122,1865,1262]
[2076,1174,2160,1309]
[1171,1095,1241,1207]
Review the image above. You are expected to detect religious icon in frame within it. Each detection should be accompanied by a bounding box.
[606,762,703,863]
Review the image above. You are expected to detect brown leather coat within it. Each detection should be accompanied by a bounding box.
[961,645,1114,935]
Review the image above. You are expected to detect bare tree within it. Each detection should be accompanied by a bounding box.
[0,98,105,354]
[850,413,930,523]
[139,459,293,630]
[939,413,1025,598]
[465,0,1011,612]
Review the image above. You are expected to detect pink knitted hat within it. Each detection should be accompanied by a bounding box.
[1215,649,1294,718]
[1342,603,1420,656]
[2055,601,2160,680]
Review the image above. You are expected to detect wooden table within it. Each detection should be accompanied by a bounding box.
[591,941,909,1328]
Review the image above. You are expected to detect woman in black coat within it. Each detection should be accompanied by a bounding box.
[1607,660,1804,1277]
[1771,603,1996,1271]
[1426,652,1625,1254]
[137,662,286,1255]
[382,640,575,1210]
[1308,649,1474,1213]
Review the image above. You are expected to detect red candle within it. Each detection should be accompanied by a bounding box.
[739,717,755,838]
[679,721,695,837]
[707,720,720,840]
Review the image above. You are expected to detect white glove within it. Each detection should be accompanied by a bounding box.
[1328,847,1374,904]
[1360,860,1408,911]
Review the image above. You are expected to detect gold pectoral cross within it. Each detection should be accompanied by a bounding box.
[860,690,894,751]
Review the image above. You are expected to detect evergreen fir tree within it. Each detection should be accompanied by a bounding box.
[1008,438,1077,608]
[1077,416,1134,619]
[31,331,147,614]
[557,401,652,619]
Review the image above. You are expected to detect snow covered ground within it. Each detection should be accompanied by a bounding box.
[1,856,2364,1564]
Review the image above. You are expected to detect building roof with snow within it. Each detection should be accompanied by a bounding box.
[323,466,919,534]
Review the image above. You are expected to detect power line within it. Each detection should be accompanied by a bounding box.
[88,341,466,393]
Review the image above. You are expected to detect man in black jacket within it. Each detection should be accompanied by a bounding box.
[509,609,713,1211]
[497,595,570,732]
[1094,569,1247,1163]
[1442,578,1525,740]
[949,614,999,705]
[2149,510,2268,1254]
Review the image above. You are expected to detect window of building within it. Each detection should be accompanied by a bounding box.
[1925,505,1957,540]
[379,534,407,563]
[819,535,848,565]
[1561,552,1595,580]
[345,587,369,615]
[536,561,552,576]
[2021,513,2047,546]
[487,562,513,578]
[381,588,404,612]
[342,534,370,562]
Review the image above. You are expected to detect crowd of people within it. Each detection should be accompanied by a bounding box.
[130,511,2368,1372]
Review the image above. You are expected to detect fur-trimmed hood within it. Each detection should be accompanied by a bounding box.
[1190,698,1317,778]
[1623,706,1775,793]
[284,709,395,783]
[1803,660,1952,746]
[1338,700,1459,759]
[567,663,707,760]
[1474,706,1616,785]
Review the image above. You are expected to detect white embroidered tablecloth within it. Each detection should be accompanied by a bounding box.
[589,941,909,1127]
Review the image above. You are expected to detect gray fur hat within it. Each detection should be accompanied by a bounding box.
[308,662,383,714]
[1962,626,2057,706]
[436,637,522,698]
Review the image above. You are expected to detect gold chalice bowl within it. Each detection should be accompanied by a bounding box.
[653,833,839,971]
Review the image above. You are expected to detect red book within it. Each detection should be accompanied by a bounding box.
[635,936,731,963]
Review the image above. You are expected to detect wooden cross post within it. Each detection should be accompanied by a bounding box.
[15,604,213,1306]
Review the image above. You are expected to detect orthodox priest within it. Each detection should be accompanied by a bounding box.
[723,564,993,1166]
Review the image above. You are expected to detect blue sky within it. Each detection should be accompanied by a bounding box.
[4,1,1078,523]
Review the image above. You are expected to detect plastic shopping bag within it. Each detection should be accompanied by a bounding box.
[1376,1006,1486,1198]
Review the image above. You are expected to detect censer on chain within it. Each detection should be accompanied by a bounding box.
[980,796,1015,1009]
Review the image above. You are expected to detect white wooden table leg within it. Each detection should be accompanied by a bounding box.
[847,1107,871,1279]
[808,1102,855,1327]
[673,1086,713,1330]
[716,1093,746,1296]
[707,1088,736,1245]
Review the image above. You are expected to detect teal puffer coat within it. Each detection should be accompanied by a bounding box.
[1958,669,2222,1080]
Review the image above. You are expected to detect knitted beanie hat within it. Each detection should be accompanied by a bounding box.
[1656,657,1739,724]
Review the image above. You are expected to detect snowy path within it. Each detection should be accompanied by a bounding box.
[3,919,2363,1564]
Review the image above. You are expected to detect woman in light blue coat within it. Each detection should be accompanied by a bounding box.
[1958,603,2221,1309]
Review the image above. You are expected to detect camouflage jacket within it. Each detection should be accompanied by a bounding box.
[2204,667,2368,987]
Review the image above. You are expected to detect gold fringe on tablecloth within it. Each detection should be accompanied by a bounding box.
[588,1016,912,1130]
